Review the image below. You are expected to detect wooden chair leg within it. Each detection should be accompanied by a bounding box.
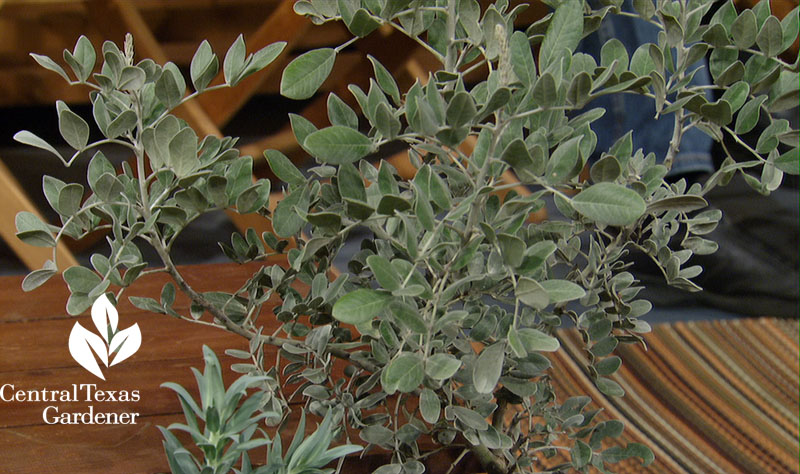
[0,157,78,271]
[109,0,312,239]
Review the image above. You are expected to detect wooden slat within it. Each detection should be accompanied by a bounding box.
[195,0,311,128]
[104,1,283,238]
[160,22,349,61]
[0,261,280,472]
[0,414,186,473]
[0,259,373,473]
[0,50,365,107]
[1,262,798,473]
[0,357,244,429]
[244,27,422,161]
[0,310,252,374]
[0,157,78,271]
[111,0,220,137]
[0,260,284,322]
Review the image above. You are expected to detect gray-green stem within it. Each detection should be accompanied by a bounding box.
[662,10,689,171]
[150,233,381,374]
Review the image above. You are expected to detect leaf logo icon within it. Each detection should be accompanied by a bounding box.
[68,294,141,380]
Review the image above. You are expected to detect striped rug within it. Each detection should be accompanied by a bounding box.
[545,318,799,473]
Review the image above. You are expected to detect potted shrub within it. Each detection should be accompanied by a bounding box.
[14,0,798,472]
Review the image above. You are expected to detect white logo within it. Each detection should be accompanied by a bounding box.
[68,294,142,380]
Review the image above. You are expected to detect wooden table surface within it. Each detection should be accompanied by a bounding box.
[0,262,268,473]
[0,261,797,473]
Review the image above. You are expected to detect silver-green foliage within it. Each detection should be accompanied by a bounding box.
[160,346,275,474]
[159,345,361,474]
[15,0,799,472]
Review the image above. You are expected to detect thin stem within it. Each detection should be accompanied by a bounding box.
[663,108,685,171]
[176,315,226,328]
[663,21,689,171]
[334,36,359,54]
[151,231,383,374]
[49,199,133,267]
[423,256,455,358]
[506,104,573,121]
[64,138,137,166]
[147,83,231,131]
[739,47,794,69]
[616,10,662,28]
[138,267,169,277]
[444,449,470,474]
[71,80,101,90]
[401,215,447,287]
[444,0,458,74]
[529,445,572,453]
[386,21,446,63]
[465,115,506,238]
[392,392,404,453]
[444,147,476,185]
[393,6,448,16]
[178,83,230,106]
[454,43,471,70]
[722,125,767,162]
[509,272,520,329]
[461,56,490,77]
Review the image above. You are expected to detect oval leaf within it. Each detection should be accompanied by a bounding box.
[420,388,441,424]
[390,301,427,334]
[280,48,336,100]
[304,126,375,164]
[58,102,90,150]
[516,277,549,310]
[473,342,505,394]
[647,195,708,214]
[540,279,586,304]
[367,255,401,291]
[21,260,58,292]
[518,328,560,352]
[572,182,646,226]
[425,353,461,380]
[265,149,305,186]
[223,34,247,85]
[382,352,424,393]
[332,289,390,325]
[13,131,64,162]
[30,53,71,82]
[450,406,489,431]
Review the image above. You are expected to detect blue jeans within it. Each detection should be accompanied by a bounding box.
[578,1,714,176]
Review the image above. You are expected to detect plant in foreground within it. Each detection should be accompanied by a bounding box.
[15,0,798,472]
[160,345,360,474]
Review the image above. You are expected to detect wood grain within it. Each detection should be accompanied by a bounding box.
[0,262,284,473]
[0,157,78,271]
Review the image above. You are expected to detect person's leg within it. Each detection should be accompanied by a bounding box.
[578,2,798,318]
[579,0,714,176]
